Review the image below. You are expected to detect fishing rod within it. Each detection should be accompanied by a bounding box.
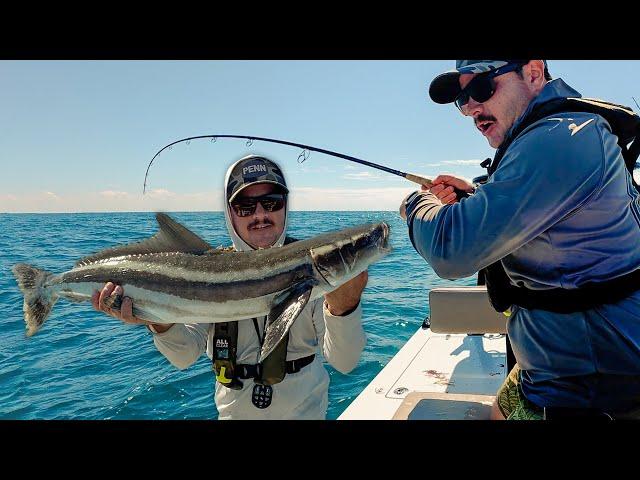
[143,134,436,194]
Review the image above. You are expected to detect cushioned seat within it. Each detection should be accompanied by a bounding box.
[429,286,507,334]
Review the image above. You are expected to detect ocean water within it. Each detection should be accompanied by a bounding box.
[0,211,475,420]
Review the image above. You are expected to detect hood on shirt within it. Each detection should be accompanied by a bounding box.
[223,154,290,252]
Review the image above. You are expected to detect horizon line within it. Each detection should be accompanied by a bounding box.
[0,209,399,215]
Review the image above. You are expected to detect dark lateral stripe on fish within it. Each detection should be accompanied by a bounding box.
[68,252,311,285]
[61,263,315,302]
[73,250,312,278]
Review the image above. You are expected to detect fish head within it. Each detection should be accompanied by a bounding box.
[310,222,391,287]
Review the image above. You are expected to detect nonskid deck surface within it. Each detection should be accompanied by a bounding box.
[339,327,507,420]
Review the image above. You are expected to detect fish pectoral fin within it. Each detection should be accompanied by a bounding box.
[258,280,315,363]
[75,213,214,267]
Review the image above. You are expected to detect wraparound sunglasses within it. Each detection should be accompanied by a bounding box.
[230,193,286,217]
[455,62,525,111]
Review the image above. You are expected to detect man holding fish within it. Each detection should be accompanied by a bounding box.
[91,155,372,419]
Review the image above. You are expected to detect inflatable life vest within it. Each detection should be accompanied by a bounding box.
[211,236,315,390]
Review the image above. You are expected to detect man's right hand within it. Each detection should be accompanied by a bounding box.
[91,282,173,333]
[427,174,475,205]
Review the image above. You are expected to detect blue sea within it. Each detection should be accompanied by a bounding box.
[0,211,475,420]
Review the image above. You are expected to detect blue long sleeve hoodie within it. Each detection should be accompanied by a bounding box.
[406,79,640,410]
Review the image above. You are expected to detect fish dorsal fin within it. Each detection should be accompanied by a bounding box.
[75,213,213,267]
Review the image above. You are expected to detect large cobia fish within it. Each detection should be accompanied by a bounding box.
[13,213,391,361]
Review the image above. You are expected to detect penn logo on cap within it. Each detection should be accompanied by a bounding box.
[241,159,270,180]
[243,163,268,176]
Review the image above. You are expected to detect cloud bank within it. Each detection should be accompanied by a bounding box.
[1,186,417,213]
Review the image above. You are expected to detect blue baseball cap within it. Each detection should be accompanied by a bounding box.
[428,60,543,104]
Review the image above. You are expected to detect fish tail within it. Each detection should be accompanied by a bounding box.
[12,263,58,337]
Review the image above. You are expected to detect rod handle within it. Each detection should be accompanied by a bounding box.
[405,172,473,200]
[405,173,433,188]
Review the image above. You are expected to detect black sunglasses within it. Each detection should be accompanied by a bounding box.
[230,193,287,217]
[454,63,524,111]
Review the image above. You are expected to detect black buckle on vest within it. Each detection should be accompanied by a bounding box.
[285,354,315,374]
[233,354,315,381]
[236,363,262,379]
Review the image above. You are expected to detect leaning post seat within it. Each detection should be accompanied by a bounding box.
[428,286,507,334]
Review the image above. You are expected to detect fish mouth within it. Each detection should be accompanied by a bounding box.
[379,222,390,251]
[310,222,391,287]
[370,222,391,255]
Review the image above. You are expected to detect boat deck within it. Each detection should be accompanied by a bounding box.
[339,327,507,420]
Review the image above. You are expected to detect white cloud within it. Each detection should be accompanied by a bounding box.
[0,186,418,213]
[100,190,129,198]
[289,186,416,211]
[298,166,337,174]
[0,190,223,213]
[412,159,484,168]
[342,171,383,180]
[147,188,176,198]
[442,159,483,165]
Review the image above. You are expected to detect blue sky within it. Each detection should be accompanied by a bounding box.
[2,60,639,212]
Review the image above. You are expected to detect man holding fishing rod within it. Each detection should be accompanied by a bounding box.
[92,155,369,419]
[401,60,640,420]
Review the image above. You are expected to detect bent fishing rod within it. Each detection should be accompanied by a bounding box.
[143,134,436,194]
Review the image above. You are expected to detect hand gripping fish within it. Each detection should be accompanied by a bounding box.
[12,213,391,361]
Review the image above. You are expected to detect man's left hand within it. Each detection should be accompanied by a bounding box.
[324,270,368,316]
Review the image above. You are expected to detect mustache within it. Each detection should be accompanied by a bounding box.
[475,114,496,126]
[248,219,274,229]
